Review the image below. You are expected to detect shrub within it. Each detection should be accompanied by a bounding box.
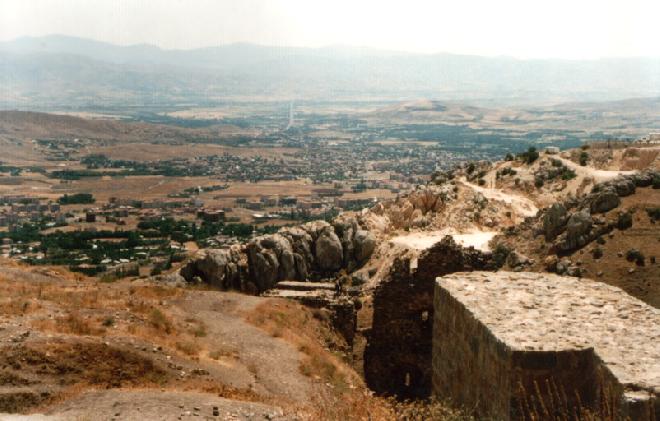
[616,211,633,230]
[561,168,577,180]
[519,147,539,164]
[647,207,660,222]
[591,247,603,259]
[626,249,645,266]
[653,174,660,189]
[534,176,544,188]
[58,193,95,205]
[579,151,589,166]
[492,243,511,267]
[190,324,207,337]
[175,341,200,356]
[149,308,173,333]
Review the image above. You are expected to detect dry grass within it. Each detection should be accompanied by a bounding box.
[175,340,201,356]
[514,376,628,421]
[246,299,405,420]
[148,308,174,334]
[246,299,355,389]
[208,346,239,360]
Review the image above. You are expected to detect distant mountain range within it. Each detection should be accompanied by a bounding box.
[1,35,659,107]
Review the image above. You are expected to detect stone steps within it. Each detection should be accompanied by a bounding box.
[272,281,335,292]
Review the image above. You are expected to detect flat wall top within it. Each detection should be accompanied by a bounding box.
[437,271,659,394]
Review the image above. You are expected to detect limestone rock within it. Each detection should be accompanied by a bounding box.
[353,230,376,264]
[612,178,636,197]
[589,187,620,214]
[248,247,279,291]
[542,203,567,240]
[180,248,242,289]
[506,250,530,269]
[555,209,593,252]
[315,228,343,271]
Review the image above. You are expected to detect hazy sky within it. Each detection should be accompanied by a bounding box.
[1,0,659,59]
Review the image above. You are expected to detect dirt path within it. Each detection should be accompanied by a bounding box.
[171,291,315,402]
[461,179,539,217]
[1,389,288,421]
[555,156,636,183]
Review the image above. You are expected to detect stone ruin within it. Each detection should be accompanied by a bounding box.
[363,236,496,398]
[434,271,659,420]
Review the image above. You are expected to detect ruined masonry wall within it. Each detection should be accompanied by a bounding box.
[433,272,659,421]
[433,285,512,419]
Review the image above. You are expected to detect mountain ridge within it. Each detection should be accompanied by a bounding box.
[1,35,659,106]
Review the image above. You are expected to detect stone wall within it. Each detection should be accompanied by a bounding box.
[433,284,512,419]
[364,236,495,398]
[433,272,659,420]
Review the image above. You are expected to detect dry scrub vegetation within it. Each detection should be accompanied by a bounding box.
[245,299,474,420]
[0,261,474,419]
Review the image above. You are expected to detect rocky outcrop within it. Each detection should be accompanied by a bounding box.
[612,178,636,197]
[353,230,376,265]
[532,170,660,255]
[181,217,378,293]
[315,228,343,272]
[589,187,620,214]
[377,185,456,229]
[562,210,593,249]
[180,247,247,290]
[542,203,567,240]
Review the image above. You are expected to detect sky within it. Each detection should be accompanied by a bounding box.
[1,0,659,59]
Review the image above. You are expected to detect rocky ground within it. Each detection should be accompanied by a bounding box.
[492,170,660,307]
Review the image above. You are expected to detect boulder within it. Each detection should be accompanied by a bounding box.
[612,178,636,197]
[353,230,376,264]
[180,248,242,289]
[315,228,343,271]
[302,220,332,241]
[506,250,530,268]
[589,188,620,214]
[542,203,567,240]
[555,257,572,275]
[555,210,593,252]
[544,255,558,271]
[567,210,592,234]
[279,226,314,269]
[333,217,359,269]
[633,171,654,187]
[157,272,187,286]
[248,248,279,291]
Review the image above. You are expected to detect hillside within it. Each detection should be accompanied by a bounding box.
[0,260,397,420]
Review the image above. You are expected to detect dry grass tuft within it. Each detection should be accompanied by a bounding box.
[175,340,201,356]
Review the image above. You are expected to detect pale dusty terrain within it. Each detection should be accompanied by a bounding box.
[460,179,539,217]
[390,230,496,252]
